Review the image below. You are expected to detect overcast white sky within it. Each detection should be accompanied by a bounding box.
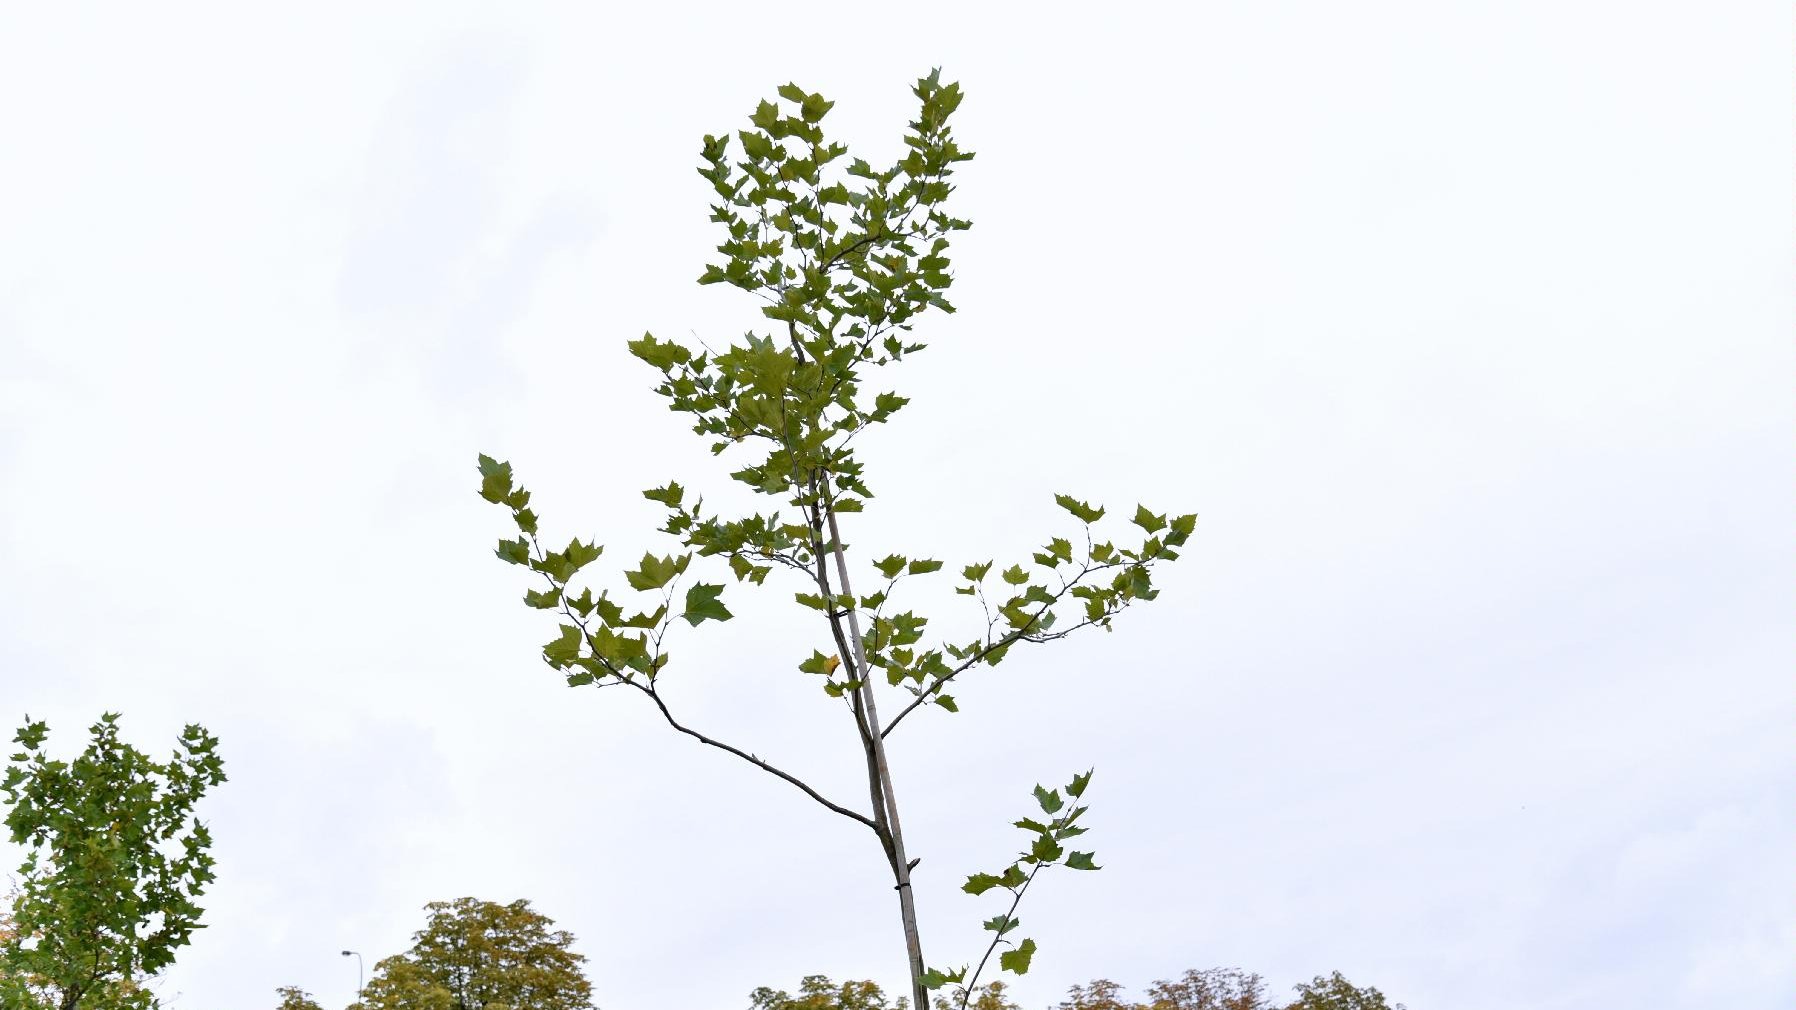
[1,3,1790,1009]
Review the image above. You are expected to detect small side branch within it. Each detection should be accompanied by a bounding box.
[959,861,1045,1009]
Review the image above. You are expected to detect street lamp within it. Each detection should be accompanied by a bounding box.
[341,950,364,1001]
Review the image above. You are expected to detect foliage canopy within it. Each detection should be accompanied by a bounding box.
[354,897,595,1010]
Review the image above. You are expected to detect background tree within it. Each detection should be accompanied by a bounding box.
[1,714,225,1010]
[478,69,1195,1009]
[935,981,1019,1010]
[1144,968,1270,1010]
[275,986,326,1010]
[1283,972,1404,1010]
[1055,979,1139,1010]
[358,898,593,1010]
[748,975,894,1010]
[355,956,452,1010]
[746,975,1019,1010]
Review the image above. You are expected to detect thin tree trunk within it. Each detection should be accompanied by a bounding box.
[826,508,928,1010]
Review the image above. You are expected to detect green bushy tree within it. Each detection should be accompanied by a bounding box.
[1,714,225,1010]
[1284,972,1404,1010]
[356,897,594,1010]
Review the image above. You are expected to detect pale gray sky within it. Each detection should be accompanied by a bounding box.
[1,3,1790,1009]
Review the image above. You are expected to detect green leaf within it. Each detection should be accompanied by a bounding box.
[643,482,685,508]
[907,559,944,575]
[565,538,603,572]
[566,587,596,617]
[1030,834,1063,863]
[1169,512,1198,540]
[477,454,514,504]
[1054,493,1104,523]
[800,92,835,124]
[595,596,624,626]
[962,561,993,582]
[962,872,1003,895]
[681,583,732,625]
[524,587,562,610]
[833,497,865,513]
[873,391,910,418]
[618,605,666,629]
[983,914,1018,936]
[1132,504,1167,534]
[627,333,691,371]
[999,938,1037,975]
[1032,784,1064,814]
[1065,851,1101,870]
[934,694,958,713]
[1067,768,1094,798]
[875,554,908,579]
[794,592,830,612]
[625,552,683,591]
[542,626,582,668]
[1000,564,1028,586]
[922,967,964,990]
[798,650,841,675]
[495,538,530,566]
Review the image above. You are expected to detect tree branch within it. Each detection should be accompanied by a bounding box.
[957,860,1045,1010]
[630,679,881,835]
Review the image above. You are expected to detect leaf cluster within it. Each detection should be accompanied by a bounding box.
[482,454,731,688]
[634,70,972,515]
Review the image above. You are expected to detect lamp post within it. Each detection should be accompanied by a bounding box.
[341,950,364,1002]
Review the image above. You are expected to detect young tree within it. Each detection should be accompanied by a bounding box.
[477,70,1196,1008]
[275,986,326,1010]
[1,714,226,1010]
[1282,972,1405,1010]
[358,897,594,1010]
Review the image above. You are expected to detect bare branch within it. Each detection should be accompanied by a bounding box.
[631,679,881,835]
